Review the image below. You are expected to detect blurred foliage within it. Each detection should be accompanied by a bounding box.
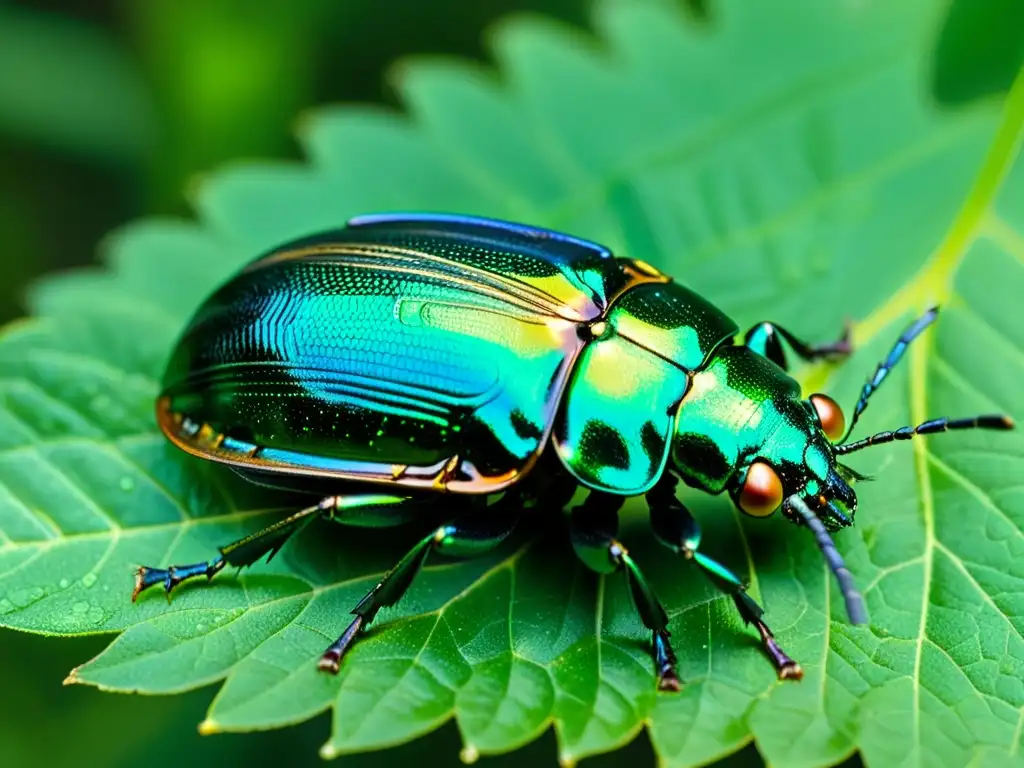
[0,0,1018,766]
[931,0,1024,104]
[0,5,154,164]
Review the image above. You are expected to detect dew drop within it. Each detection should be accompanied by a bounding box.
[28,587,43,602]
[196,623,206,632]
[59,578,70,589]
[82,573,97,588]
[73,601,89,614]
[119,476,135,492]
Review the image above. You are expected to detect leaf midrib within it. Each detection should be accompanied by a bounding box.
[853,67,1024,346]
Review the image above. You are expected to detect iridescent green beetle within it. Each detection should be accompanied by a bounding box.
[134,213,1013,690]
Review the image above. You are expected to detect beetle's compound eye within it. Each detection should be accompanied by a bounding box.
[739,461,784,518]
[810,393,846,442]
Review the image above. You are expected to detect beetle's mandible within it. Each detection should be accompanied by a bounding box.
[133,213,1014,690]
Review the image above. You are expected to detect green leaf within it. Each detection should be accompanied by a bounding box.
[3,1,1024,765]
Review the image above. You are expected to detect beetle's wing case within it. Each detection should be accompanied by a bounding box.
[158,213,658,493]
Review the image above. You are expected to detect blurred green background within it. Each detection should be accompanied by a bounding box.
[0,0,1019,765]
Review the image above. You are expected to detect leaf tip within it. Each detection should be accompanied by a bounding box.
[62,667,80,686]
[197,719,220,736]
[459,744,480,764]
[558,753,577,768]
[319,743,340,760]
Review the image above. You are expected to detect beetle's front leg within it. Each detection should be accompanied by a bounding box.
[646,476,802,681]
[744,320,851,371]
[570,491,682,692]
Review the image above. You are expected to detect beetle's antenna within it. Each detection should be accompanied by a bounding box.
[839,307,939,443]
[834,414,1013,455]
[786,496,868,625]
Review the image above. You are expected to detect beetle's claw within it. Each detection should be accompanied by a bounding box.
[132,566,171,602]
[822,322,853,361]
[657,668,684,693]
[318,614,366,675]
[778,661,804,681]
[317,651,342,674]
[652,629,682,692]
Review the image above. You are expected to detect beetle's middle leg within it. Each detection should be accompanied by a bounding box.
[646,475,803,681]
[569,491,682,692]
[744,321,851,371]
[317,491,522,674]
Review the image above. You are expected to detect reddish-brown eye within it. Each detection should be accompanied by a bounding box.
[739,462,784,518]
[810,393,846,442]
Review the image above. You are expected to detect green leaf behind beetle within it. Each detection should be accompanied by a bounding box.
[2,1,1024,766]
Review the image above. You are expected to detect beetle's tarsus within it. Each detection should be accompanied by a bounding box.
[777,661,804,681]
[131,567,148,602]
[653,628,682,692]
[831,322,853,358]
[811,321,853,361]
[318,614,366,674]
[657,668,684,693]
[316,653,341,674]
[131,560,225,602]
[754,618,801,681]
[132,565,171,602]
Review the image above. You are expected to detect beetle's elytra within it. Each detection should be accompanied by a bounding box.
[134,213,1013,690]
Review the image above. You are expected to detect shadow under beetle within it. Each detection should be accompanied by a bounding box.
[134,213,1014,690]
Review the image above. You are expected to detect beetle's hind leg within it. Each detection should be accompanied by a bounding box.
[317,491,522,674]
[132,493,419,601]
[570,491,682,692]
[647,476,802,681]
[744,320,851,371]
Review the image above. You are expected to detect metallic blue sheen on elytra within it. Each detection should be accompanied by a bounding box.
[347,212,614,258]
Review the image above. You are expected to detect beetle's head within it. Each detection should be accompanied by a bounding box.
[726,392,860,533]
[718,307,1014,626]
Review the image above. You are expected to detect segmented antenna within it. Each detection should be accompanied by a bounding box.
[834,414,1013,455]
[840,307,938,443]
[787,496,867,625]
